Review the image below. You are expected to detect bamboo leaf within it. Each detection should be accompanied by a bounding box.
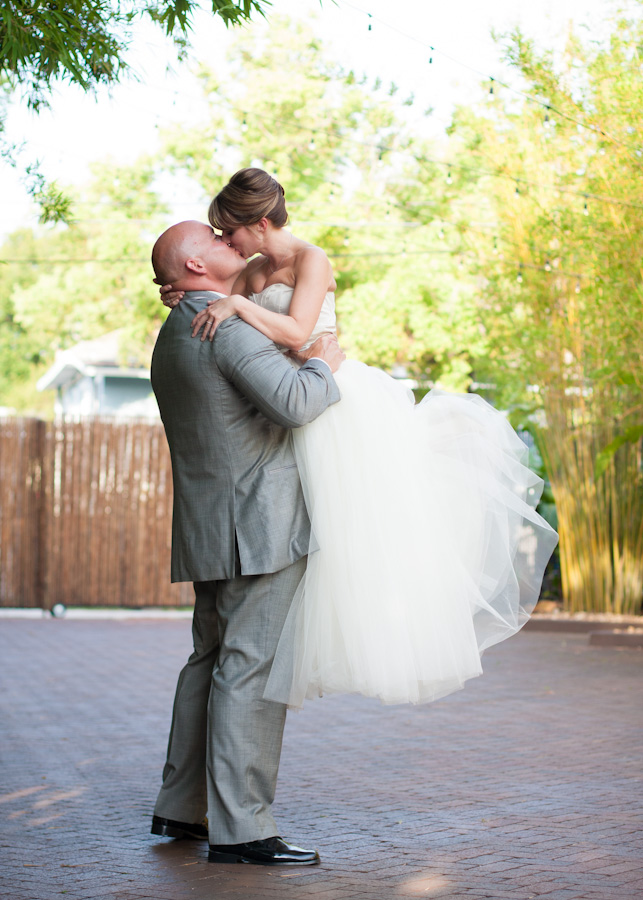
[595,425,643,480]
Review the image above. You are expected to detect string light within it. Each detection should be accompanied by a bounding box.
[0,249,595,289]
[341,1,643,161]
[1,98,618,292]
[11,170,595,287]
[244,99,643,210]
[80,86,643,216]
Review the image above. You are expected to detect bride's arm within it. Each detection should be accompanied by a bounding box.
[194,247,332,349]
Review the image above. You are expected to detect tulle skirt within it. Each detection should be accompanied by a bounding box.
[264,360,558,709]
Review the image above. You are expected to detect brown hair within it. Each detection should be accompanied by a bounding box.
[208,168,288,231]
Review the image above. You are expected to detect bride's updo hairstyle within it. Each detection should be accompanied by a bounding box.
[208,168,288,231]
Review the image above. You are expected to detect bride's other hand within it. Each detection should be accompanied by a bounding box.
[160,284,184,308]
[191,294,243,341]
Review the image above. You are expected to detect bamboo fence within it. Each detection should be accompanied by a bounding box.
[0,416,193,609]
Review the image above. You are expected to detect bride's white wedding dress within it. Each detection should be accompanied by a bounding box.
[254,284,558,708]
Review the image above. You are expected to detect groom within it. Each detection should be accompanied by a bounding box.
[149,221,343,865]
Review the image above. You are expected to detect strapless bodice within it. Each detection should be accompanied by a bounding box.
[248,283,337,351]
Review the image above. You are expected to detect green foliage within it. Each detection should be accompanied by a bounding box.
[595,426,643,481]
[1,1,124,109]
[0,0,273,107]
[0,158,169,410]
[448,18,643,413]
[0,0,274,222]
[447,12,643,613]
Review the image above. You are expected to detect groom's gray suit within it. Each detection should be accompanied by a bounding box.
[151,291,340,843]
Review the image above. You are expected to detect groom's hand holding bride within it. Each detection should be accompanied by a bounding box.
[292,332,345,373]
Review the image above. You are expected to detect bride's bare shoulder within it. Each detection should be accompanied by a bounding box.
[293,243,336,292]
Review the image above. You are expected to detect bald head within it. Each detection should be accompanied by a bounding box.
[152,220,245,292]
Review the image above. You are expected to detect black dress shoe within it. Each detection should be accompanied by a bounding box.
[208,836,320,865]
[151,815,208,840]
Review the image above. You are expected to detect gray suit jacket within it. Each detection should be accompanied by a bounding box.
[151,291,340,582]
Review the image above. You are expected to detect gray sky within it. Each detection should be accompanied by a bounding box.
[0,0,621,237]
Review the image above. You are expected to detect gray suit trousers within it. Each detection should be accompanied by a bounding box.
[153,556,306,844]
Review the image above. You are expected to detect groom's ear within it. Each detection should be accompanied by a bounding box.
[185,257,206,274]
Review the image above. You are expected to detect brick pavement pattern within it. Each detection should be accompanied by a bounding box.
[0,617,641,900]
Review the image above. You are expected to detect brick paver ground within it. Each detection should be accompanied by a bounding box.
[0,616,641,900]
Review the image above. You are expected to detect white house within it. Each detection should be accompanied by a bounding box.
[37,330,159,418]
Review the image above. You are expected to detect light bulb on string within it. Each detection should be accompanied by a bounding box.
[575,279,581,293]
[368,13,372,31]
[544,259,552,272]
[429,47,434,64]
[489,77,495,96]
[517,265,523,284]
[583,196,589,216]
[446,166,453,185]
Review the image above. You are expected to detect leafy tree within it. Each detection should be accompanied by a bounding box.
[0,0,273,222]
[448,15,643,614]
[0,156,169,412]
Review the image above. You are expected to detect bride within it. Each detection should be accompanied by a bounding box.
[160,167,558,709]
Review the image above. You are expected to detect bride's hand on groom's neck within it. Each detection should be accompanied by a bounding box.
[159,283,184,309]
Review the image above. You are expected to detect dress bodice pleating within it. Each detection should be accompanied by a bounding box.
[249,284,337,350]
